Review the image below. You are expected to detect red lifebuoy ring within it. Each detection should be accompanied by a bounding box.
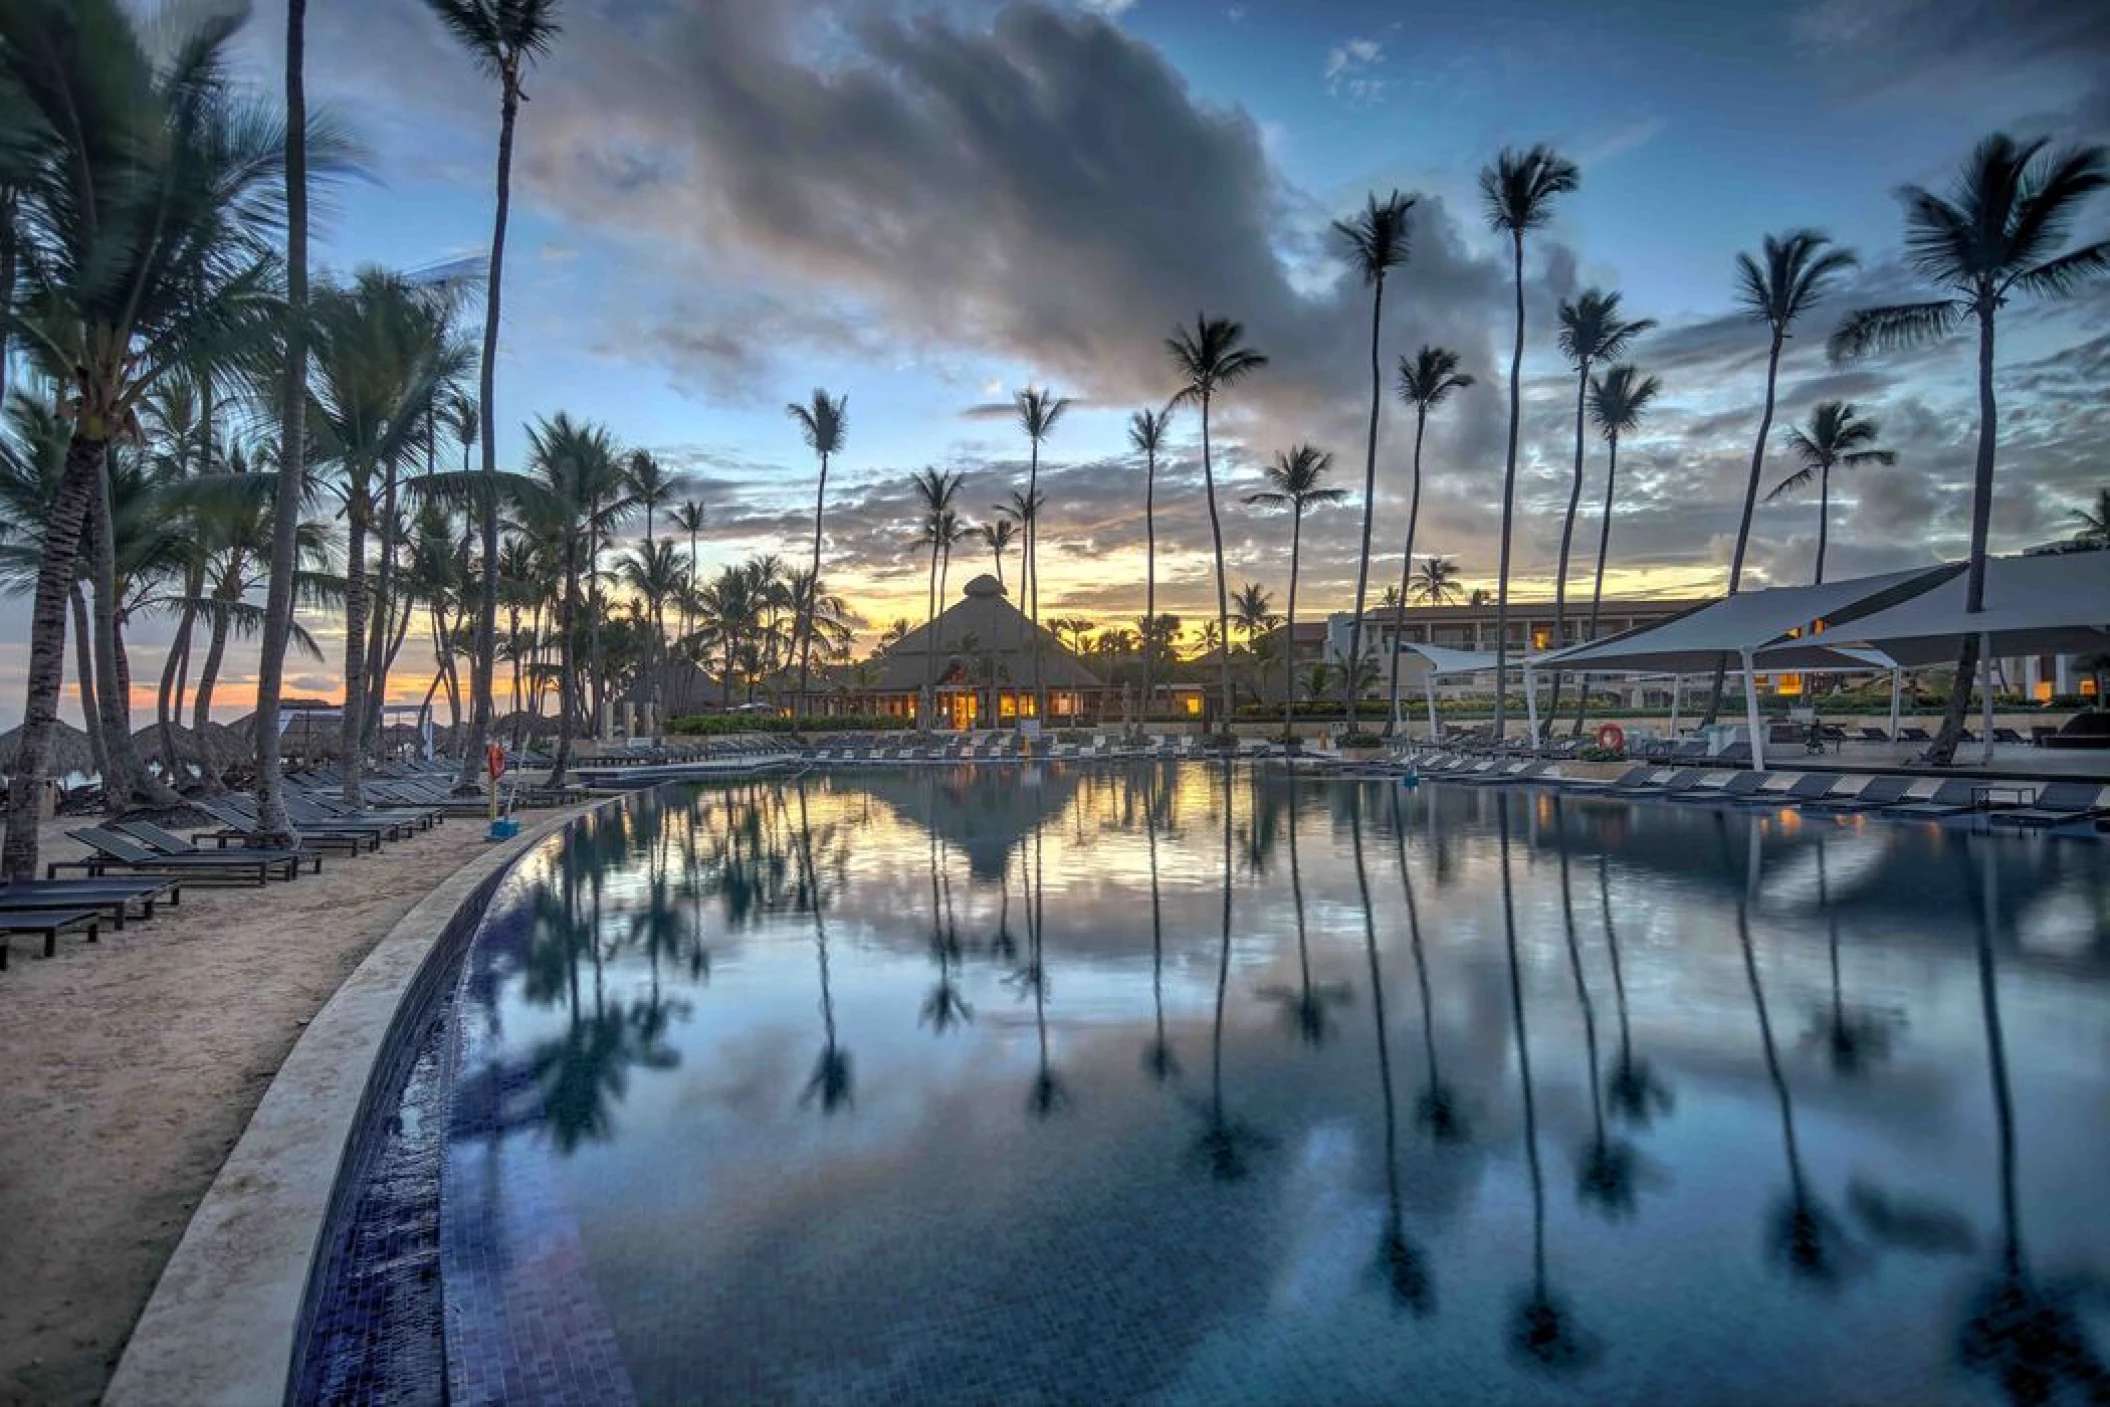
[1595,723,1625,751]
[487,742,505,779]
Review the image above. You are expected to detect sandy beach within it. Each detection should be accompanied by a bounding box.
[0,810,579,1405]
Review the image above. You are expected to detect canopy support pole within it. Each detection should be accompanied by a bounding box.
[1426,674,1441,743]
[1888,668,1903,742]
[1669,675,1682,738]
[1979,631,1996,765]
[1739,648,1765,772]
[1524,668,1541,749]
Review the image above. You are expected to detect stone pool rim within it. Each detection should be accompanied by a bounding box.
[106,797,618,1407]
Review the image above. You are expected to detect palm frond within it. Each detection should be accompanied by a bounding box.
[1826,299,1963,362]
[2004,238,2110,299]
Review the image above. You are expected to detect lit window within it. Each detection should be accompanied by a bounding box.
[1184,695,1202,715]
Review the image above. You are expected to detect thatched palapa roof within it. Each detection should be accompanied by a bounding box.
[870,575,1102,693]
[0,719,97,777]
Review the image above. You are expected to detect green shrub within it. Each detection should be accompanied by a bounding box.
[1579,744,1625,762]
[1338,731,1384,748]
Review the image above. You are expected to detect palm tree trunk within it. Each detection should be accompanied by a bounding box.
[252,0,310,847]
[1384,408,1428,737]
[157,594,198,781]
[1928,303,1999,767]
[362,464,401,753]
[1028,443,1046,726]
[922,540,940,729]
[1572,430,1622,735]
[191,584,235,792]
[1345,275,1387,735]
[89,457,178,809]
[1493,231,1526,741]
[1549,361,1590,724]
[796,450,828,729]
[1815,461,1831,587]
[459,69,521,792]
[1284,508,1303,744]
[71,582,110,791]
[340,504,368,806]
[1200,395,1233,733]
[1704,331,1784,727]
[1142,446,1157,738]
[549,542,580,785]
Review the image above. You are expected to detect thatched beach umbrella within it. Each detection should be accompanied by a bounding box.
[134,722,217,768]
[0,719,98,778]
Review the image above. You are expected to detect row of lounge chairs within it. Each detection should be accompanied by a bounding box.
[803,734,1228,766]
[0,873,182,969]
[1404,753,2110,829]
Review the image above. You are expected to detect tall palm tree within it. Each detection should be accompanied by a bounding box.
[1701,229,1859,725]
[785,388,846,724]
[1129,406,1172,732]
[1167,315,1268,735]
[979,514,1015,590]
[1333,191,1415,735]
[1766,401,1895,585]
[1480,146,1580,741]
[1386,346,1475,732]
[1014,388,1069,728]
[0,0,323,873]
[1549,291,1654,721]
[255,0,313,844]
[1411,555,1463,605]
[526,412,622,783]
[618,540,684,738]
[424,0,565,791]
[909,468,965,728]
[669,498,705,644]
[1572,364,1662,733]
[1246,446,1343,740]
[1831,133,2108,764]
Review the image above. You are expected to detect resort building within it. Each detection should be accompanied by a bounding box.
[1325,596,1709,702]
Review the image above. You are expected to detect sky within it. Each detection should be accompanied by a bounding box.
[6,0,2109,726]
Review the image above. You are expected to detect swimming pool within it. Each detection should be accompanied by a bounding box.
[330,764,2110,1404]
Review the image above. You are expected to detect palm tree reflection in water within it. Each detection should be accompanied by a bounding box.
[1359,788,1429,1314]
[1501,797,1598,1373]
[1739,825,1850,1286]
[1597,853,1670,1128]
[1259,772,1350,1045]
[1015,825,1069,1119]
[1394,791,1465,1141]
[1806,836,1896,1077]
[920,818,973,1035]
[1143,770,1181,1083]
[1556,806,1646,1218]
[1955,839,2110,1405]
[795,781,853,1113]
[1191,758,1271,1180]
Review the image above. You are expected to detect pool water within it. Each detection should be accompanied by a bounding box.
[435,764,2110,1405]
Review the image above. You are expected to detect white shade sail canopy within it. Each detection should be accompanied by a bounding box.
[1755,549,2110,668]
[1530,563,1961,675]
[1395,642,1503,676]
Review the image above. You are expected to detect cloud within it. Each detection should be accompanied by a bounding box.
[1079,0,1136,14]
[1322,37,1387,103]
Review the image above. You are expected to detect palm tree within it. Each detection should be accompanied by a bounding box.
[424,0,565,791]
[1699,229,1859,726]
[1550,291,1655,721]
[909,468,965,728]
[979,514,1015,590]
[1167,316,1268,735]
[669,498,705,642]
[1480,146,1581,741]
[1245,446,1344,740]
[1410,555,1463,605]
[1386,347,1476,732]
[1766,401,1895,585]
[1014,388,1069,727]
[0,0,323,873]
[1333,191,1415,736]
[526,413,623,783]
[1572,364,1662,733]
[785,388,846,724]
[618,540,684,737]
[2068,488,2110,547]
[1831,133,2108,763]
[1130,406,1173,732]
[254,0,313,846]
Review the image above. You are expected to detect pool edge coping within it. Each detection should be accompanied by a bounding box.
[105,798,616,1407]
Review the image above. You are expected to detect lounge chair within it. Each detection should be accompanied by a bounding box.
[190,798,376,855]
[1897,726,1932,743]
[0,908,103,966]
[1670,771,1775,805]
[1992,727,2027,745]
[1802,775,1914,813]
[1985,783,2110,829]
[51,828,304,885]
[1735,772,1846,808]
[1456,760,1556,787]
[1879,779,1990,820]
[1556,765,1657,793]
[114,822,326,876]
[0,876,179,930]
[1858,727,1891,743]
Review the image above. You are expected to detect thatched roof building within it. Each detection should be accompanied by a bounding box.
[862,575,1102,727]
